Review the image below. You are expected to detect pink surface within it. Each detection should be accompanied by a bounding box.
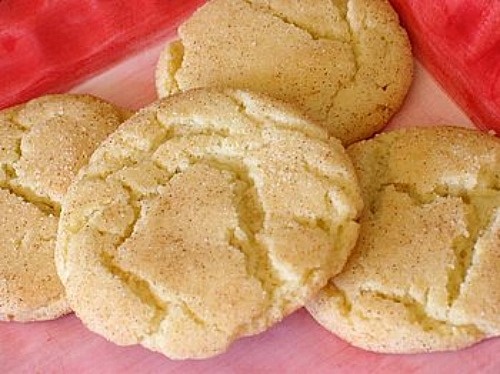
[2,310,499,373]
[1,37,498,372]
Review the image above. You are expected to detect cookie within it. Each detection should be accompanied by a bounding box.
[55,88,363,359]
[155,0,413,145]
[0,94,129,322]
[307,126,500,353]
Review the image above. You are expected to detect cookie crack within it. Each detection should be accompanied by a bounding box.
[1,149,60,216]
[241,0,361,124]
[300,158,361,241]
[198,157,285,321]
[447,203,482,308]
[64,127,238,335]
[149,151,290,330]
[379,182,499,309]
[170,125,231,139]
[96,177,224,340]
[89,157,275,336]
[242,0,344,42]
[291,215,339,290]
[94,179,175,339]
[66,168,175,338]
[382,183,444,205]
[323,282,352,317]
[3,110,28,131]
[118,155,282,335]
[448,189,500,308]
[324,0,362,120]
[342,0,360,71]
[292,216,332,237]
[302,158,360,212]
[99,251,168,339]
[1,184,60,217]
[1,125,61,215]
[223,91,328,142]
[358,288,484,335]
[87,117,174,180]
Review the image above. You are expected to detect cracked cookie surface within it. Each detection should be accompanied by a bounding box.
[155,0,413,145]
[55,88,363,359]
[0,94,129,322]
[306,126,500,353]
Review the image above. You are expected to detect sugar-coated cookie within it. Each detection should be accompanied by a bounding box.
[55,88,363,359]
[0,94,129,322]
[156,0,413,144]
[307,126,500,353]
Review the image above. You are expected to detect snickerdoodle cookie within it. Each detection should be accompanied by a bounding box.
[307,126,500,353]
[156,0,413,144]
[55,88,363,359]
[0,94,129,321]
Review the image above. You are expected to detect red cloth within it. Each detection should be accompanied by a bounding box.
[0,0,498,132]
[390,0,500,132]
[0,0,205,109]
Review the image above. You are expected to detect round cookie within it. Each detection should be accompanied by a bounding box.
[155,0,413,145]
[0,94,129,322]
[55,88,363,359]
[307,126,500,353]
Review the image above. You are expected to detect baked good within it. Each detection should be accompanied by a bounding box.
[155,0,413,144]
[55,88,363,359]
[0,94,129,321]
[307,126,500,353]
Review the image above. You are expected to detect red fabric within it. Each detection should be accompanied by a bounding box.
[0,0,206,109]
[390,0,500,133]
